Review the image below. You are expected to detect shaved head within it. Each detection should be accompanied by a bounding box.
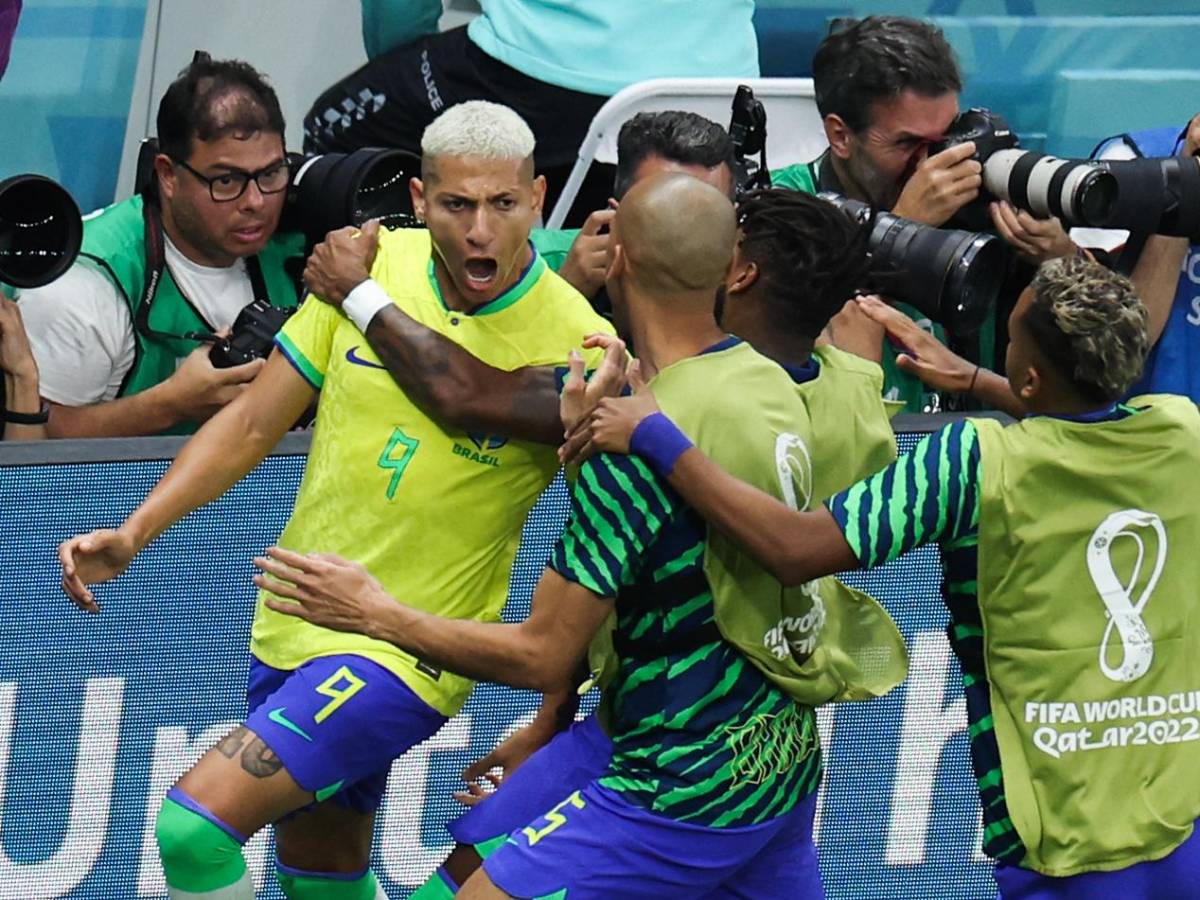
[613,173,736,296]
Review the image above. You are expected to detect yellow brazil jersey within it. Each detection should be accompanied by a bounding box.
[257,227,613,716]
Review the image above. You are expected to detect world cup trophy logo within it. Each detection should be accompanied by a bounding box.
[774,432,813,512]
[1086,509,1167,683]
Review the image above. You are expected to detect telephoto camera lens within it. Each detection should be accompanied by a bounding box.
[0,174,82,288]
[821,193,1007,335]
[1095,156,1200,240]
[283,148,422,244]
[982,149,1118,228]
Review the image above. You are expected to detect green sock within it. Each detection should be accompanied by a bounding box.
[276,863,385,899]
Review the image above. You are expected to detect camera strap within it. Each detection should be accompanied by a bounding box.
[135,195,272,344]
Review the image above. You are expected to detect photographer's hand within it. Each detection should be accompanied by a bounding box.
[557,207,616,299]
[303,219,382,307]
[989,201,1076,264]
[162,346,264,424]
[892,142,982,227]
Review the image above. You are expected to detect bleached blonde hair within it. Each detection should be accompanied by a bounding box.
[420,100,536,170]
[1027,256,1149,402]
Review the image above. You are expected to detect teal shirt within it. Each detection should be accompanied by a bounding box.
[361,0,759,95]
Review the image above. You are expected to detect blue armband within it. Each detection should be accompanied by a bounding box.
[630,412,693,476]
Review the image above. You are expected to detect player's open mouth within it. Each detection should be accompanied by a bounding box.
[463,258,498,289]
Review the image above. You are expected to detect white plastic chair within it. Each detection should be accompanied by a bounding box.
[545,77,827,228]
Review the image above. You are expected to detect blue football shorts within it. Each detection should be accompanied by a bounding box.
[483,780,824,900]
[993,821,1200,899]
[244,653,447,812]
[449,712,613,847]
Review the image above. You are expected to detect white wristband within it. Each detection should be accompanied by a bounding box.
[342,278,392,332]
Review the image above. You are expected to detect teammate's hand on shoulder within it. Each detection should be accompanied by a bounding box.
[989,201,1075,264]
[558,334,628,433]
[164,346,265,424]
[892,142,982,226]
[557,207,616,299]
[560,360,659,464]
[58,528,139,613]
[855,295,977,392]
[255,546,389,635]
[303,219,382,307]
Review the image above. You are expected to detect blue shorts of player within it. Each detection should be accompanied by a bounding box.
[483,782,823,900]
[244,654,446,812]
[993,821,1200,900]
[449,713,612,847]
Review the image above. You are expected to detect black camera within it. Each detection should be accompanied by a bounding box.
[281,147,422,245]
[821,193,1006,334]
[0,174,82,288]
[931,108,1119,230]
[208,298,294,368]
[729,85,770,198]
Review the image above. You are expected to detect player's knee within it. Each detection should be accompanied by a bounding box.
[155,791,245,876]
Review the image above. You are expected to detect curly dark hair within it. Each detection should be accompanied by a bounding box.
[1024,256,1149,402]
[736,188,873,340]
[813,16,961,133]
[157,51,285,161]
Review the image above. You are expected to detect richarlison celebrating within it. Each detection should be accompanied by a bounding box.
[576,256,1200,897]
[257,173,907,898]
[57,101,612,900]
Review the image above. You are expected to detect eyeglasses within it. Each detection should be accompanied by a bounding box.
[172,157,290,202]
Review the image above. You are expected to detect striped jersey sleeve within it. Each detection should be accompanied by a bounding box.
[827,420,982,566]
[550,452,676,597]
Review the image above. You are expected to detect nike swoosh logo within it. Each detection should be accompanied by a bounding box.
[345,346,388,370]
[267,707,313,742]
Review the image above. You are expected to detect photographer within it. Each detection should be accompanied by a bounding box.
[772,17,1079,410]
[18,54,304,438]
[1074,113,1200,401]
[0,296,46,440]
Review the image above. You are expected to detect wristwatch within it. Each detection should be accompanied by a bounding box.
[3,399,50,424]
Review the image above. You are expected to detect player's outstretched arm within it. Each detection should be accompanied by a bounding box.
[256,548,610,692]
[59,352,315,612]
[304,222,625,444]
[855,296,1023,417]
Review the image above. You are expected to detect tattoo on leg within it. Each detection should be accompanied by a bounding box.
[241,737,284,778]
[216,725,250,760]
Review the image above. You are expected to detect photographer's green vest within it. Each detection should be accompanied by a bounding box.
[590,342,907,707]
[973,396,1200,875]
[77,194,304,434]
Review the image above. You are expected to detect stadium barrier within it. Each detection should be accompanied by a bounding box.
[0,418,998,899]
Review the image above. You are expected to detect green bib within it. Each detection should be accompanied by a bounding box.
[78,195,305,434]
[803,346,897,495]
[593,342,907,705]
[974,396,1200,876]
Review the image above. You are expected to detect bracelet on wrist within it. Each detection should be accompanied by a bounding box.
[2,398,49,425]
[967,365,981,395]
